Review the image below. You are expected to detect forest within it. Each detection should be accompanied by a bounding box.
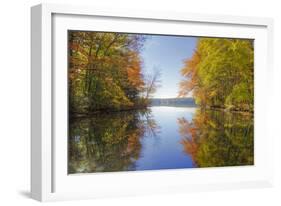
[69,32,254,114]
[179,38,254,112]
[68,31,160,115]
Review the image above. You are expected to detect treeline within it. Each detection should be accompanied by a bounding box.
[150,97,196,107]
[179,38,254,112]
[68,31,159,115]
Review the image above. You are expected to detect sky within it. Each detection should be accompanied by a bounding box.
[140,35,197,99]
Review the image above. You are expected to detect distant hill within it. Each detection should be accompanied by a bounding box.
[149,97,196,107]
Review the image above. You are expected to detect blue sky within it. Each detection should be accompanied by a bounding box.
[140,35,197,99]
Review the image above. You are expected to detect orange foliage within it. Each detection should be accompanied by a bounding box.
[178,50,200,97]
[126,51,145,90]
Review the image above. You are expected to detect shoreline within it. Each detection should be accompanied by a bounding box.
[70,104,253,119]
[206,106,253,115]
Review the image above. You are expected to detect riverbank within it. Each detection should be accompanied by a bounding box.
[204,105,254,115]
[70,105,149,118]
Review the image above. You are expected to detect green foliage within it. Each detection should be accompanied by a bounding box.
[68,31,148,114]
[179,38,254,112]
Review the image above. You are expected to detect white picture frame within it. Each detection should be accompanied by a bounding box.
[31,3,274,202]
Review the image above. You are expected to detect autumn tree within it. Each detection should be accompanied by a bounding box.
[68,31,149,114]
[179,38,254,112]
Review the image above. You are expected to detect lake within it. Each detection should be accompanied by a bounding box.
[68,106,254,174]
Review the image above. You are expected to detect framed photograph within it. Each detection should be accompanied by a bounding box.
[31,3,274,201]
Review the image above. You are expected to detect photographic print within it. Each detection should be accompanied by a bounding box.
[68,31,254,174]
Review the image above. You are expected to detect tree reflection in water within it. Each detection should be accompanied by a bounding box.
[68,109,159,174]
[178,109,254,167]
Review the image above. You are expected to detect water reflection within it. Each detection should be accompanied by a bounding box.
[178,109,254,167]
[68,109,159,174]
[68,107,254,174]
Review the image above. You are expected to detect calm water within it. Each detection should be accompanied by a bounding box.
[68,107,254,174]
